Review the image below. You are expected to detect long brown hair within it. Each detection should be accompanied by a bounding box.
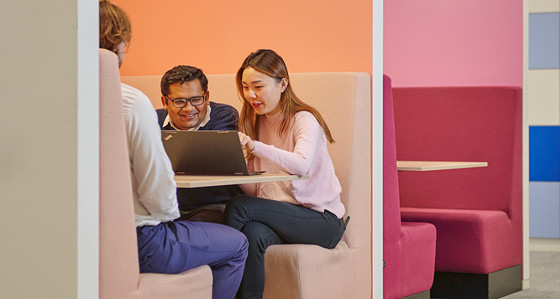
[99,0,131,54]
[236,49,334,158]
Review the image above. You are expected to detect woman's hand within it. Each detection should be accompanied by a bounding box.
[238,132,255,152]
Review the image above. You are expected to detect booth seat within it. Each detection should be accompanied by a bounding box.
[392,86,523,298]
[122,72,372,298]
[383,75,437,299]
[99,49,213,299]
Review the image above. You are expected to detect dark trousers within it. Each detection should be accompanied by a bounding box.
[224,195,346,299]
[137,220,248,299]
[178,185,244,223]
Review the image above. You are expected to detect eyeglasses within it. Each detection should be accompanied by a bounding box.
[165,95,206,108]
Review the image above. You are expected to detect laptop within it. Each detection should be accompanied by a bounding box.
[161,130,265,176]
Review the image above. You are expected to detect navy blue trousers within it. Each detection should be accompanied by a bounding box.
[137,220,248,299]
[224,195,346,299]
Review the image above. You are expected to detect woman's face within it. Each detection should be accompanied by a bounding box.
[241,67,287,116]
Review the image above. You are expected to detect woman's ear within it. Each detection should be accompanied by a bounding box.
[280,78,289,92]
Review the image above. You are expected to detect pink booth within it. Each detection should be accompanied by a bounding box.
[383,75,437,299]
[99,49,213,299]
[393,85,523,298]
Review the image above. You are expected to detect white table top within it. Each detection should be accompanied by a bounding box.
[396,161,488,171]
[174,173,308,188]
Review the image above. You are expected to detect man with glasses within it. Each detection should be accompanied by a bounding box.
[157,65,243,223]
[158,65,238,131]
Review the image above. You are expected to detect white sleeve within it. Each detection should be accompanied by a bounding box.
[128,93,179,221]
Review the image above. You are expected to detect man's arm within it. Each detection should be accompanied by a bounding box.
[155,108,168,129]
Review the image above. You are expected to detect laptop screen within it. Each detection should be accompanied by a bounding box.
[161,130,256,176]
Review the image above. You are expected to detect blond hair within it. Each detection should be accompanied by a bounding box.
[99,0,131,54]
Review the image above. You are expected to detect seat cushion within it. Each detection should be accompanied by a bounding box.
[138,265,213,299]
[263,241,370,299]
[401,207,520,274]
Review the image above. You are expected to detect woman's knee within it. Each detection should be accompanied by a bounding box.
[242,222,283,252]
[227,194,258,209]
[224,195,248,229]
[224,195,258,221]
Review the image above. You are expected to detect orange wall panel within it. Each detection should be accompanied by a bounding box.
[112,0,372,76]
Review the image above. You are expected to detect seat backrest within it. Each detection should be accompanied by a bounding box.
[393,86,522,219]
[382,75,402,243]
[122,72,372,250]
[121,74,244,112]
[288,73,371,250]
[99,49,139,299]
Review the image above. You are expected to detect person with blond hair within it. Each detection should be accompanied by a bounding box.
[99,1,247,298]
[225,49,348,299]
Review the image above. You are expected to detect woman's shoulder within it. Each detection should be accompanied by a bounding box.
[294,110,315,121]
[294,111,320,126]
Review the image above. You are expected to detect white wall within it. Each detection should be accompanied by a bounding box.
[373,0,384,297]
[0,1,98,298]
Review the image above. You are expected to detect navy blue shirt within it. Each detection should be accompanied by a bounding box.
[156,101,239,131]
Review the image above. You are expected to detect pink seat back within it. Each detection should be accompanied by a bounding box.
[393,86,522,219]
[383,76,438,298]
[383,75,402,243]
[383,74,405,297]
[99,49,140,299]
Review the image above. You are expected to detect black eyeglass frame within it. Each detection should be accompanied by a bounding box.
[165,95,206,108]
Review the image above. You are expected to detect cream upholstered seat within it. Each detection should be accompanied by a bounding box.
[122,72,372,298]
[261,73,371,298]
[99,48,213,299]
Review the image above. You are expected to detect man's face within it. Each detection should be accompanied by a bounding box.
[162,80,209,130]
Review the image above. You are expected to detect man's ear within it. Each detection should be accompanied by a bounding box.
[205,90,210,102]
[161,96,168,108]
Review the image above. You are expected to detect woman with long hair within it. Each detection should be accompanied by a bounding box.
[225,49,348,299]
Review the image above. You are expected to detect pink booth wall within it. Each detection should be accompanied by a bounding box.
[384,0,523,87]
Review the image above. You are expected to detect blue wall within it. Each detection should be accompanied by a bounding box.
[528,11,560,238]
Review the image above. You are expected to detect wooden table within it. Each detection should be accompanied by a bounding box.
[174,173,308,188]
[396,161,488,171]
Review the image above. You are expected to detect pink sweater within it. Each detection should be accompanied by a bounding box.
[241,111,345,218]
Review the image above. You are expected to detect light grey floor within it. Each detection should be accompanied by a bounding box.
[503,251,560,298]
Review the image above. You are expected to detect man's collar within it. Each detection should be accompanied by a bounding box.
[162,104,212,131]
